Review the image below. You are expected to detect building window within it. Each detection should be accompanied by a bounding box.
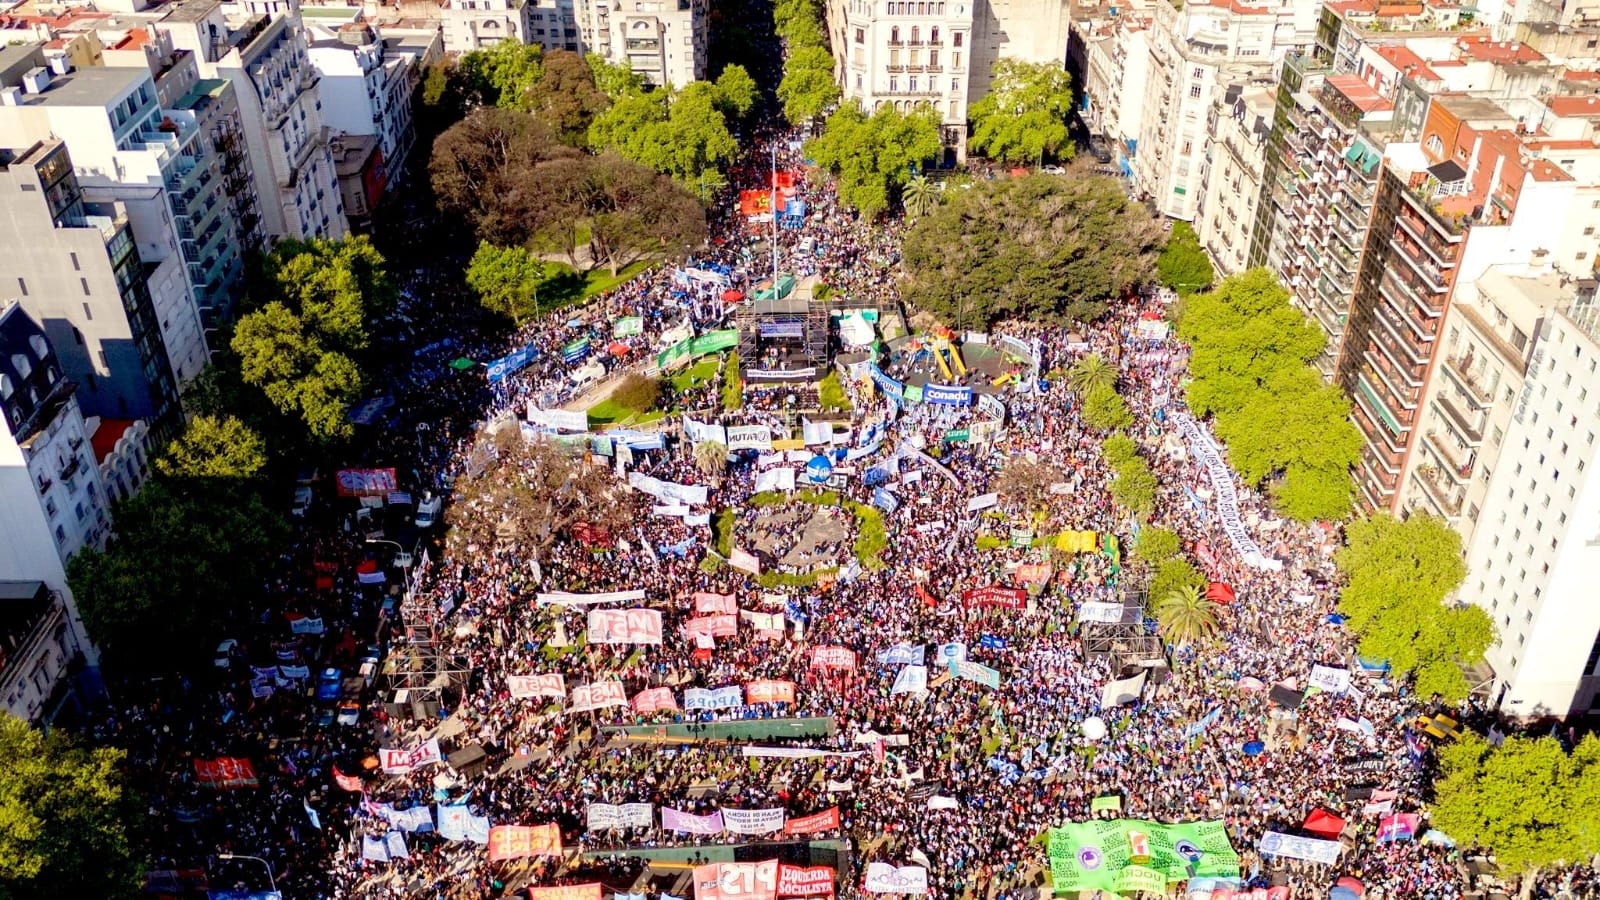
[856,27,864,43]
[1189,84,1202,98]
[889,77,898,92]
[930,26,939,43]
[891,26,900,43]
[953,32,962,46]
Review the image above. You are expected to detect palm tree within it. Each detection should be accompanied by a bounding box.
[1066,354,1117,397]
[1153,584,1221,648]
[693,440,729,483]
[902,175,937,219]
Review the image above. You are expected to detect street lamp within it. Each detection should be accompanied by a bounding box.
[216,854,277,897]
[366,537,414,600]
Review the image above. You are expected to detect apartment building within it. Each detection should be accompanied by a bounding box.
[158,0,348,242]
[1193,83,1274,274]
[1131,0,1322,220]
[586,0,710,89]
[826,0,974,153]
[0,48,212,387]
[0,303,112,563]
[442,0,533,54]
[1456,293,1600,719]
[1077,12,1152,178]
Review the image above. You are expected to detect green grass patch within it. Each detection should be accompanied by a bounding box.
[848,502,887,569]
[757,567,839,589]
[671,357,721,393]
[538,260,655,309]
[976,535,1005,550]
[712,508,735,558]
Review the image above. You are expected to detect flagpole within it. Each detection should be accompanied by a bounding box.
[771,145,780,288]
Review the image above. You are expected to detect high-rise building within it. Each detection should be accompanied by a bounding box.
[585,0,710,89]
[1456,291,1600,719]
[442,0,533,54]
[0,137,186,434]
[157,0,349,242]
[1077,12,1153,180]
[0,48,212,387]
[1193,84,1274,275]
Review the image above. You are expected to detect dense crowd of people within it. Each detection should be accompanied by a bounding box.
[108,130,1555,900]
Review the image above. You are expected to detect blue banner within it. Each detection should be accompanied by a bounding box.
[872,487,899,514]
[924,383,973,407]
[979,634,1008,650]
[486,344,539,383]
[562,338,590,364]
[868,364,904,399]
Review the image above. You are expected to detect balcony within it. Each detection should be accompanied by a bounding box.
[1422,430,1472,482]
[1435,391,1485,445]
[1413,465,1464,516]
[1355,373,1412,446]
[1365,343,1422,391]
[1393,235,1449,292]
[1394,210,1456,265]
[1440,354,1494,405]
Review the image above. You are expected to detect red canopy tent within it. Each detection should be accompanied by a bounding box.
[1303,808,1346,840]
[1206,581,1236,604]
[721,289,744,304]
[607,342,630,357]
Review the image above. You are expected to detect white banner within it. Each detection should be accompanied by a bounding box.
[568,680,629,713]
[586,802,655,830]
[721,807,786,835]
[1173,412,1282,571]
[628,471,709,506]
[684,417,728,445]
[864,864,928,894]
[587,608,665,645]
[1309,664,1352,694]
[508,673,566,699]
[1100,672,1146,708]
[740,609,785,631]
[536,590,646,606]
[1077,601,1126,624]
[1258,831,1343,864]
[684,686,744,710]
[379,738,442,775]
[755,467,796,493]
[739,746,867,759]
[965,493,999,512]
[801,419,834,445]
[726,425,774,451]
[526,405,590,433]
[891,665,928,695]
[389,806,434,832]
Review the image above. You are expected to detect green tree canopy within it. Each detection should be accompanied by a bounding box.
[1335,514,1492,700]
[901,174,1162,327]
[1177,268,1325,418]
[778,46,841,125]
[466,241,545,322]
[1432,733,1600,877]
[713,65,759,120]
[1081,384,1133,432]
[457,41,544,110]
[524,49,610,144]
[1066,353,1118,397]
[232,237,394,441]
[1157,221,1215,294]
[1110,453,1158,516]
[586,53,646,101]
[154,414,267,481]
[67,480,286,665]
[0,715,139,900]
[805,101,942,218]
[589,81,740,183]
[968,60,1076,165]
[1150,555,1204,602]
[1154,584,1221,647]
[1213,367,1360,521]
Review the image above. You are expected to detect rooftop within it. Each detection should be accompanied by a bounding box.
[158,0,224,25]
[1548,95,1600,118]
[5,64,147,108]
[1374,45,1441,81]
[1326,73,1394,113]
[88,417,137,464]
[1434,92,1516,124]
[1453,34,1546,64]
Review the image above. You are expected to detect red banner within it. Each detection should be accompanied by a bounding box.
[333,766,364,792]
[746,680,796,704]
[782,807,840,835]
[335,468,397,497]
[194,757,258,789]
[684,614,739,639]
[810,647,858,670]
[487,823,562,861]
[962,585,1027,609]
[777,864,835,898]
[739,191,774,218]
[632,686,678,713]
[694,592,738,614]
[529,884,602,900]
[694,861,778,900]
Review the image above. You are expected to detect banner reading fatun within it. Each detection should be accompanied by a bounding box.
[1046,819,1240,894]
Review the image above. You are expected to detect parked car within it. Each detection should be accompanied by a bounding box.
[336,701,361,726]
[1041,164,1066,175]
[316,667,342,703]
[415,492,442,529]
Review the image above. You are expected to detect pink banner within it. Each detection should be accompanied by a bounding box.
[530,885,602,900]
[486,823,561,860]
[632,686,678,713]
[508,674,565,699]
[782,807,839,835]
[587,608,664,644]
[661,807,725,834]
[568,680,628,713]
[746,680,796,704]
[335,468,398,497]
[694,592,738,614]
[777,864,835,898]
[694,861,778,900]
[810,647,858,670]
[684,614,739,640]
[961,585,1027,609]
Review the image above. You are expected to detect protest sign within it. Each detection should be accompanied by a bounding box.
[194,757,259,789]
[663,808,725,834]
[746,680,797,704]
[722,807,786,835]
[632,686,678,713]
[587,803,654,830]
[437,804,491,844]
[1101,672,1147,708]
[1308,664,1352,694]
[810,647,858,670]
[536,590,647,606]
[863,864,928,894]
[1173,413,1281,571]
[486,823,561,861]
[694,592,737,614]
[782,807,840,835]
[586,609,664,645]
[685,686,744,710]
[878,644,925,665]
[891,665,928,694]
[1257,831,1342,863]
[379,739,442,775]
[777,865,835,898]
[568,680,628,713]
[684,614,739,640]
[508,674,566,699]
[963,586,1027,609]
[693,861,778,900]
[335,468,397,497]
[949,660,1001,689]
[531,885,602,900]
[1047,820,1239,893]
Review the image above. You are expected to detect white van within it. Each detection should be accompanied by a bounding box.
[415,492,443,528]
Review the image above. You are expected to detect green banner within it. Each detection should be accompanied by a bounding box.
[657,329,738,370]
[614,316,644,337]
[943,428,970,443]
[1010,528,1035,548]
[1090,795,1122,814]
[1047,820,1239,895]
[903,384,924,403]
[448,357,476,371]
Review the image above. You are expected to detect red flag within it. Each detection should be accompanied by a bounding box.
[333,766,364,792]
[872,740,885,766]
